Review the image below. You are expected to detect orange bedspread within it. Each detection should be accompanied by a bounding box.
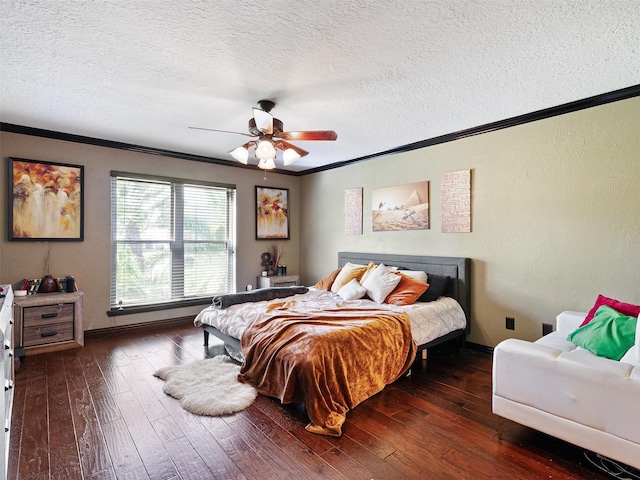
[238,300,417,436]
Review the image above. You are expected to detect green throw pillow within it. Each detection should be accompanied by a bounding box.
[567,305,637,361]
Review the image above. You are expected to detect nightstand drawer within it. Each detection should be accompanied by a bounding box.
[23,303,74,327]
[23,321,74,347]
[257,275,300,289]
[274,281,298,287]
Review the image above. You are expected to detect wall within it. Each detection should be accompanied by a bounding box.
[299,96,640,347]
[0,133,300,330]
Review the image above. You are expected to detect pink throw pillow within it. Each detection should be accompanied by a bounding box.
[580,294,640,327]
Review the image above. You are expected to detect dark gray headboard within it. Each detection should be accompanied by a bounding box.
[338,252,471,333]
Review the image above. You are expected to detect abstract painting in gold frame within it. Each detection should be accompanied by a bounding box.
[255,186,290,240]
[9,157,84,241]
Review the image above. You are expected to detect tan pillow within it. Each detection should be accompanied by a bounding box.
[358,261,377,285]
[330,262,368,292]
[313,268,341,291]
[385,273,430,306]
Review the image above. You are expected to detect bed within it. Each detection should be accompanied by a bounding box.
[194,252,471,436]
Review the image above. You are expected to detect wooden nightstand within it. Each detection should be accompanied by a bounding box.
[13,291,84,356]
[257,275,300,288]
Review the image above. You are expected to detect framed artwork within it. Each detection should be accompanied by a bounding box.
[372,181,429,231]
[441,169,472,233]
[9,157,84,241]
[344,187,363,235]
[255,186,290,240]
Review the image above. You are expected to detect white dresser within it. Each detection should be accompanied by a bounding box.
[0,285,14,480]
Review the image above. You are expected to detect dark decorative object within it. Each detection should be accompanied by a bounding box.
[38,275,58,293]
[261,252,272,272]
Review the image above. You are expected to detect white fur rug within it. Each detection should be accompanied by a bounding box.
[153,355,257,416]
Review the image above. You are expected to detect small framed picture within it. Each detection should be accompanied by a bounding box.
[9,157,84,241]
[255,186,289,240]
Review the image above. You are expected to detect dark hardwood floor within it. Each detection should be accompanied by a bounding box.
[8,320,626,480]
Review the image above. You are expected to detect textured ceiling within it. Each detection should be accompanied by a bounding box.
[1,1,639,172]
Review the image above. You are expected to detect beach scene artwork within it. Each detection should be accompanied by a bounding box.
[372,181,429,231]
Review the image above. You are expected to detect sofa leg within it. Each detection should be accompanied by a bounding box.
[203,330,209,346]
[497,419,504,440]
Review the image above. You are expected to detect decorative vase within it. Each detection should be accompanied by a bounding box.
[39,275,58,293]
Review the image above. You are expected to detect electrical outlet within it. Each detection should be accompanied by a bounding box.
[542,323,553,336]
[506,317,515,330]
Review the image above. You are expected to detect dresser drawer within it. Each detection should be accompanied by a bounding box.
[23,303,74,327]
[23,321,74,347]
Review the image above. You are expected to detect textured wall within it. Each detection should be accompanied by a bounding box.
[3,96,639,345]
[0,136,301,330]
[299,96,640,347]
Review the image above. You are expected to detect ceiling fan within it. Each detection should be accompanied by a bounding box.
[189,100,338,171]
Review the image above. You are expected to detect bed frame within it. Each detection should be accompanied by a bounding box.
[339,252,471,351]
[202,252,471,354]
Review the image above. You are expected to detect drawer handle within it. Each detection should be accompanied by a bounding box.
[41,331,58,338]
[41,312,58,319]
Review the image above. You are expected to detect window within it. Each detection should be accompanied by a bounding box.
[110,172,236,312]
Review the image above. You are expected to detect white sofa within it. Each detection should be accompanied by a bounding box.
[492,311,640,469]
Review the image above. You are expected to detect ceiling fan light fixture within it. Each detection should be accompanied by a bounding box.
[257,158,276,170]
[230,144,250,164]
[283,147,302,166]
[191,100,337,172]
[255,139,276,160]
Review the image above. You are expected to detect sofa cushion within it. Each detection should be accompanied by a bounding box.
[568,305,637,361]
[581,294,640,327]
[535,331,578,353]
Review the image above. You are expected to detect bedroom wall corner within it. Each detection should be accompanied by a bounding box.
[299,95,640,348]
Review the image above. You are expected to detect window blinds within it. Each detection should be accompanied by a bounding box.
[110,172,236,310]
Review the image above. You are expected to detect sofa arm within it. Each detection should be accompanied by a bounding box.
[556,311,587,334]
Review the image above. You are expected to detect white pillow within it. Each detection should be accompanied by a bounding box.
[330,262,367,293]
[337,278,367,301]
[362,264,402,303]
[398,270,427,283]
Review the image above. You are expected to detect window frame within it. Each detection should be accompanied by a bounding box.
[109,171,236,316]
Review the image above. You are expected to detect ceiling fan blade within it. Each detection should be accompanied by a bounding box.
[277,130,338,141]
[188,126,255,137]
[252,108,274,134]
[275,140,309,157]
